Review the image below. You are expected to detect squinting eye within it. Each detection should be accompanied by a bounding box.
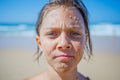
[47,32,58,37]
[48,32,56,35]
[71,32,82,37]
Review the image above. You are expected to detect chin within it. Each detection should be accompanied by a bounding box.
[54,62,76,73]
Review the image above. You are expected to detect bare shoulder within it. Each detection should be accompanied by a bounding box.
[24,71,47,80]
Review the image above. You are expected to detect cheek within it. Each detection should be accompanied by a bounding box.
[80,34,86,44]
[73,37,85,52]
[41,39,56,56]
[40,40,58,68]
[75,42,84,55]
[41,41,53,64]
[72,40,85,61]
[75,44,84,63]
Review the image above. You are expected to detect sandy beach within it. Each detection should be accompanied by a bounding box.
[0,36,120,80]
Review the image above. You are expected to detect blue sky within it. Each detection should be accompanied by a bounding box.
[0,0,120,24]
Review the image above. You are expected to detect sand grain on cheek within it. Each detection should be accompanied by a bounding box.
[74,41,84,61]
[76,47,83,56]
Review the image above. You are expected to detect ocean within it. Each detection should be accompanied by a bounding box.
[0,23,120,37]
[0,23,35,37]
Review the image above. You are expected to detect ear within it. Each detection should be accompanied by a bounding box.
[36,35,41,47]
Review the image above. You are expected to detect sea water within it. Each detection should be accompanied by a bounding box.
[0,23,120,37]
[0,23,35,37]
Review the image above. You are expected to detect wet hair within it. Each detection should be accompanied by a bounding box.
[35,0,92,61]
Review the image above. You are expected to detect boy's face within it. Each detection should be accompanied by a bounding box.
[36,7,87,72]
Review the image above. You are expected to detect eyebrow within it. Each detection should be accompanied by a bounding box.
[45,26,82,30]
[71,26,82,29]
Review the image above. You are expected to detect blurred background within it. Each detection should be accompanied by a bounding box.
[0,0,120,80]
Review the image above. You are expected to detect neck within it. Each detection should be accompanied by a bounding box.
[46,65,80,80]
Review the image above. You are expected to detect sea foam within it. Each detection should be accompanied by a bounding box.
[0,23,120,37]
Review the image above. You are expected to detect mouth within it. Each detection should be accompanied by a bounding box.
[54,54,74,61]
[56,55,73,57]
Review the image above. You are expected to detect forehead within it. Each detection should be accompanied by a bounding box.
[41,7,84,29]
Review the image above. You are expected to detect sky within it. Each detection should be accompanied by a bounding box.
[0,0,120,24]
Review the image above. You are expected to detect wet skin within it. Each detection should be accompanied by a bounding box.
[36,6,87,79]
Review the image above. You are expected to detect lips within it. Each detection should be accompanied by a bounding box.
[56,55,73,58]
[54,54,74,61]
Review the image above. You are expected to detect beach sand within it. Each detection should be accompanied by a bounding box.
[0,36,120,80]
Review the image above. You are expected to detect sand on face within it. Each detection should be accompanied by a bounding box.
[0,36,120,80]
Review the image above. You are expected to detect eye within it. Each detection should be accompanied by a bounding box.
[47,32,59,38]
[70,31,82,38]
[48,32,56,35]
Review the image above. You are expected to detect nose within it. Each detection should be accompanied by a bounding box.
[57,33,72,50]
